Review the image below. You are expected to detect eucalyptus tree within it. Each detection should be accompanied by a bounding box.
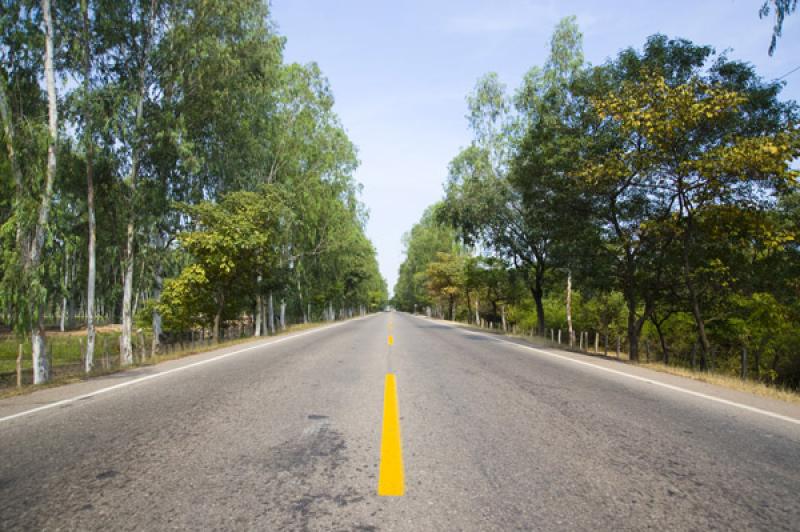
[0,0,60,383]
[441,16,587,334]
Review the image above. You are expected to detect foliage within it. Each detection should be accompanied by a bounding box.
[397,22,800,387]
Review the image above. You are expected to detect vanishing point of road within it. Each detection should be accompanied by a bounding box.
[1,312,798,531]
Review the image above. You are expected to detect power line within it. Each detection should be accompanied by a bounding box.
[776,64,800,80]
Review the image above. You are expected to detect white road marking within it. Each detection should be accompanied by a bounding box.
[0,317,370,425]
[411,315,800,427]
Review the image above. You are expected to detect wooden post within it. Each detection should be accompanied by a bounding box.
[741,347,747,380]
[594,332,599,353]
[604,332,608,356]
[616,336,621,358]
[16,344,23,388]
[558,329,561,344]
[551,329,554,343]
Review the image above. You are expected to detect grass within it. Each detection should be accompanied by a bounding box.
[640,362,800,405]
[0,329,124,373]
[0,320,330,399]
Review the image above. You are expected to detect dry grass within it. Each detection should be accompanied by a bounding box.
[639,362,800,405]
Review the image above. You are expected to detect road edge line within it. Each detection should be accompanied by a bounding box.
[407,314,800,427]
[0,316,371,425]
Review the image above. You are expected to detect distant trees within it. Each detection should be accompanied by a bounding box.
[395,20,800,387]
[1,0,386,383]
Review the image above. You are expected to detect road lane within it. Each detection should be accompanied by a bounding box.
[1,311,798,531]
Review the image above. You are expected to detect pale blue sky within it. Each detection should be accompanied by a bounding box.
[270,0,800,295]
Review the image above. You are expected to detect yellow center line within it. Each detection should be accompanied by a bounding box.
[378,373,404,496]
[388,335,394,346]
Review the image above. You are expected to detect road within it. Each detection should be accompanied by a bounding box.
[1,312,799,531]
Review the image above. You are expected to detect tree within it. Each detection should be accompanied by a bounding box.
[441,16,588,334]
[580,42,799,360]
[425,252,466,320]
[160,187,290,339]
[759,0,797,55]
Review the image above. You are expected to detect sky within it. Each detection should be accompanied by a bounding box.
[270,0,800,295]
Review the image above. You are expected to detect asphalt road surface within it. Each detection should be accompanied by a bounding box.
[1,312,799,531]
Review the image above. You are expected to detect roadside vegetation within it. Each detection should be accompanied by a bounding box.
[0,0,387,388]
[394,18,800,392]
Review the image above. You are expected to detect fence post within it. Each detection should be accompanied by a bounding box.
[558,329,561,344]
[616,336,621,358]
[16,344,23,388]
[741,347,747,380]
[594,332,599,353]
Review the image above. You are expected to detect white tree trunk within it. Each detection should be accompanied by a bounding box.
[120,240,135,366]
[566,271,573,346]
[475,296,480,325]
[60,297,67,332]
[82,0,96,374]
[280,300,286,330]
[120,0,156,367]
[254,294,262,337]
[32,323,49,385]
[31,0,58,384]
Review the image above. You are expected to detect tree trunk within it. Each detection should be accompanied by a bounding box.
[531,285,545,336]
[213,311,221,343]
[60,250,69,332]
[679,196,712,365]
[28,0,59,384]
[565,271,573,346]
[255,295,262,336]
[151,262,163,355]
[653,319,669,364]
[83,0,96,372]
[268,292,275,334]
[280,299,286,330]
[474,296,480,325]
[624,295,648,362]
[120,0,157,367]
